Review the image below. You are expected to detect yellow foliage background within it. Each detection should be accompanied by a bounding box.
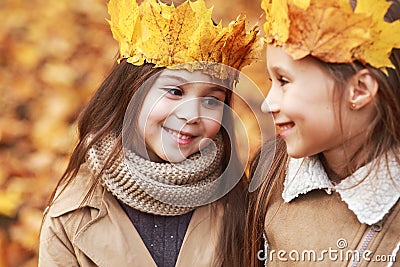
[0,0,268,265]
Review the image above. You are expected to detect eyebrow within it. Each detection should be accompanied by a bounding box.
[269,65,290,76]
[208,86,227,94]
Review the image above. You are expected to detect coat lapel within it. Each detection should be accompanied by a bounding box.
[73,189,157,267]
[176,203,224,267]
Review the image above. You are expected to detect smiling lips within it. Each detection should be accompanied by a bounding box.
[164,127,194,145]
[276,122,295,136]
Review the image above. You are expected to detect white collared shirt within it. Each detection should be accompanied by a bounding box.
[282,152,400,225]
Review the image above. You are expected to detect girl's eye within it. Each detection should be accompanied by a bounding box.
[278,77,289,86]
[165,87,183,97]
[202,97,223,109]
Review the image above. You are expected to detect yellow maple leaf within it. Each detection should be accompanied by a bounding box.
[106,0,261,79]
[354,0,400,69]
[284,0,372,62]
[184,0,221,63]
[107,0,142,63]
[139,0,198,67]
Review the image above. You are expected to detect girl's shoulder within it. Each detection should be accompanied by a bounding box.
[46,164,103,219]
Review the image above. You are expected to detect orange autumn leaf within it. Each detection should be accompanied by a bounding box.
[261,0,312,45]
[284,0,371,62]
[261,0,289,45]
[213,16,261,70]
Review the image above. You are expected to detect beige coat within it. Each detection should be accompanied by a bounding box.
[39,166,224,266]
[261,155,400,266]
[264,189,400,267]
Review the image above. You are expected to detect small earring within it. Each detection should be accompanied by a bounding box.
[351,103,356,109]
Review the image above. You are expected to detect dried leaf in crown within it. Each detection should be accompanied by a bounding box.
[106,0,263,81]
[261,0,400,72]
[354,0,400,70]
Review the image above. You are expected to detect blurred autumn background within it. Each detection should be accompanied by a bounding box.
[0,0,268,265]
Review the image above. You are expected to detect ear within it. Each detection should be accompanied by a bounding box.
[347,69,378,110]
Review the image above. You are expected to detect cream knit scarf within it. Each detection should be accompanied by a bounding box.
[86,133,225,215]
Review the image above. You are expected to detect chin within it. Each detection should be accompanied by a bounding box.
[286,147,306,159]
[287,153,304,159]
[287,147,320,159]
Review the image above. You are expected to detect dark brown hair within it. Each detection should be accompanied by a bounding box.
[45,60,248,266]
[245,3,400,266]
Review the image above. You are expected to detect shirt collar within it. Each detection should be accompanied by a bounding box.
[282,152,400,225]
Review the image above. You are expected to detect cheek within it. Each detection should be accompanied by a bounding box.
[198,119,221,151]
[203,119,222,138]
[281,98,307,119]
[283,91,332,121]
[279,90,302,112]
[137,109,163,144]
[139,100,171,126]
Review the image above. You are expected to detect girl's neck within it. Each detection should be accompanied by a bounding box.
[319,131,373,183]
[320,152,374,185]
[318,153,349,184]
[319,146,371,184]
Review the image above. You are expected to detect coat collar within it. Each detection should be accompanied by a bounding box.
[282,152,400,225]
[47,164,223,267]
[47,165,155,266]
[47,165,103,217]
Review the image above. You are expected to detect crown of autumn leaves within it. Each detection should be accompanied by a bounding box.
[107,0,263,81]
[261,0,400,73]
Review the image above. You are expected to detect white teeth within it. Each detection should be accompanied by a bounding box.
[166,128,191,140]
[278,123,293,131]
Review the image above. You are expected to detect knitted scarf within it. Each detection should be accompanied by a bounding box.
[86,133,225,215]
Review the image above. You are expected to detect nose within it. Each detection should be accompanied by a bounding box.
[174,98,201,123]
[261,85,281,114]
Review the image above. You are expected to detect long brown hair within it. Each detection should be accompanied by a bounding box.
[245,4,400,266]
[245,136,288,267]
[44,60,248,266]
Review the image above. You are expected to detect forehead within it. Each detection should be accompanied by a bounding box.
[266,45,326,75]
[158,69,227,88]
[266,45,297,70]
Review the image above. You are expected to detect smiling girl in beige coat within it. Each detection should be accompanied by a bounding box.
[39,0,262,266]
[246,0,400,266]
